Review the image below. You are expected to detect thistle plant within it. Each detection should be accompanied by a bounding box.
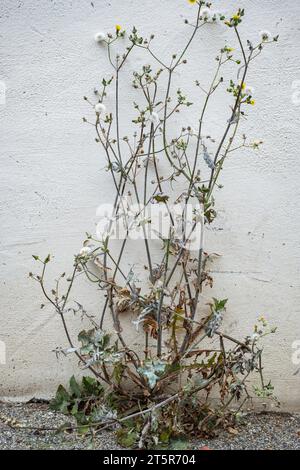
[31,1,279,448]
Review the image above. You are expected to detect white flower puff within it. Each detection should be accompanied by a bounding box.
[188,126,197,136]
[94,32,106,43]
[95,103,106,114]
[259,30,272,42]
[149,112,160,126]
[79,246,93,256]
[201,8,212,21]
[244,85,255,96]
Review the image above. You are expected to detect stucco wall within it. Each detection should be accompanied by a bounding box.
[1,0,300,409]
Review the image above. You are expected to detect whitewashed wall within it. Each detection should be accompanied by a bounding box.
[1,0,300,409]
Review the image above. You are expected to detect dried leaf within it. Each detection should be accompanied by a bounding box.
[143,316,158,338]
[228,426,239,435]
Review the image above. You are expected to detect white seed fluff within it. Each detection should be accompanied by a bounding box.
[188,127,197,136]
[259,30,272,42]
[94,32,106,43]
[149,112,160,126]
[95,103,106,114]
[244,85,255,96]
[79,246,92,256]
[201,8,212,21]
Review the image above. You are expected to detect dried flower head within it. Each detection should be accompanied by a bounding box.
[252,139,263,149]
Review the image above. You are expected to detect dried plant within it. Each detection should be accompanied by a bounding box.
[31,1,279,449]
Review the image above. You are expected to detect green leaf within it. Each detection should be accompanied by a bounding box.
[69,375,81,398]
[75,411,89,425]
[71,400,79,415]
[169,438,190,450]
[113,363,125,384]
[77,425,90,435]
[82,376,103,396]
[116,428,138,448]
[153,194,169,203]
[213,298,228,311]
[50,384,70,414]
[44,254,51,264]
[138,360,166,388]
[78,329,91,346]
[160,430,171,444]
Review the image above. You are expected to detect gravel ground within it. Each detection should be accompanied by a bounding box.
[0,402,299,450]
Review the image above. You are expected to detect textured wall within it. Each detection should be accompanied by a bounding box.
[1,0,300,409]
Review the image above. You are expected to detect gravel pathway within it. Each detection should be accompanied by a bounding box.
[0,402,299,450]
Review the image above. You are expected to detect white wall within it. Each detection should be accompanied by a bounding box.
[1,0,300,409]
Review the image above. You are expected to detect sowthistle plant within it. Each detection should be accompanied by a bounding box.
[31,1,279,448]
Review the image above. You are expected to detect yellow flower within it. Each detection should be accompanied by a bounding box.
[233,13,240,21]
[115,24,122,32]
[188,0,197,4]
[241,82,246,90]
[250,99,255,106]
